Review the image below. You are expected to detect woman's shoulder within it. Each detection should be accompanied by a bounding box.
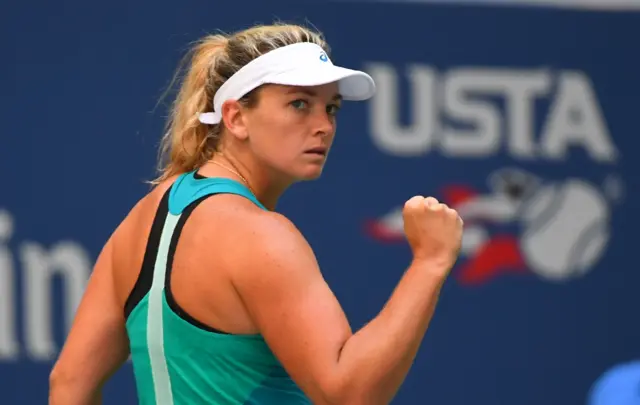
[198,193,299,235]
[109,175,180,243]
[193,195,313,260]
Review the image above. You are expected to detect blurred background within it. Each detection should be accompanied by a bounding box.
[2,0,639,403]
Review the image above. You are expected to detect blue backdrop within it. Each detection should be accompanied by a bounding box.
[2,0,639,404]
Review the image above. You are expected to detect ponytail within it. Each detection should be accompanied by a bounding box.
[152,34,228,184]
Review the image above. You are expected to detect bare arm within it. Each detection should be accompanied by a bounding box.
[232,207,453,405]
[49,236,130,405]
[333,260,444,404]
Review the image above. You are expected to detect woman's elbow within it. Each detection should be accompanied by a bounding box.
[329,376,397,405]
[49,363,94,405]
[50,362,65,389]
[318,376,385,405]
[49,364,72,403]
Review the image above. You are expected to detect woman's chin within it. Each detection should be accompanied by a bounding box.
[296,164,325,181]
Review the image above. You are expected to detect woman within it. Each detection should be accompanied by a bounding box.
[49,23,463,405]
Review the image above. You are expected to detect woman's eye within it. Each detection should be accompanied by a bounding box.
[327,104,341,116]
[290,99,309,110]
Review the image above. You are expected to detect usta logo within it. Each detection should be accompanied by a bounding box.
[364,64,617,161]
[366,168,620,284]
[363,64,622,285]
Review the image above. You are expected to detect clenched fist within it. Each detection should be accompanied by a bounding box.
[403,196,464,276]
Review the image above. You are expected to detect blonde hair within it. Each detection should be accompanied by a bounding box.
[152,23,330,184]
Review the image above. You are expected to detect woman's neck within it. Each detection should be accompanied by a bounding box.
[200,152,290,211]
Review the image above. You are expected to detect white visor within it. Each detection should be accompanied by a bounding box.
[198,42,376,125]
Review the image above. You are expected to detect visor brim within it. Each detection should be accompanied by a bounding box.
[268,65,376,101]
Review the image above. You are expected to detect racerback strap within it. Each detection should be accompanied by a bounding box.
[145,171,265,405]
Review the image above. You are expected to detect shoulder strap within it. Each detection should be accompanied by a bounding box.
[168,171,267,215]
[146,197,178,405]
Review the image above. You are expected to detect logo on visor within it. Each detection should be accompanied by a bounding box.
[319,52,329,62]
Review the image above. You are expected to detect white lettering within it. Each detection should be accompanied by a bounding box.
[367,63,437,156]
[366,64,618,162]
[540,71,618,162]
[500,71,550,158]
[21,241,91,361]
[0,211,19,360]
[0,210,94,362]
[441,69,501,157]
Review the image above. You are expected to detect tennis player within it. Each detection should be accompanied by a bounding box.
[49,23,463,405]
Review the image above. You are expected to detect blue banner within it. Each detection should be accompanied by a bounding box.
[2,1,639,404]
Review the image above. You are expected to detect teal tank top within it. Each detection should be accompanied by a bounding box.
[124,171,310,405]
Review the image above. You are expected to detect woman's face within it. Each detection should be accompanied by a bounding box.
[241,82,342,182]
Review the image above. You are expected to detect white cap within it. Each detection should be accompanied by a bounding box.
[198,42,376,125]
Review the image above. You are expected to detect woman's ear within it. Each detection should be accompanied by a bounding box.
[220,100,249,141]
